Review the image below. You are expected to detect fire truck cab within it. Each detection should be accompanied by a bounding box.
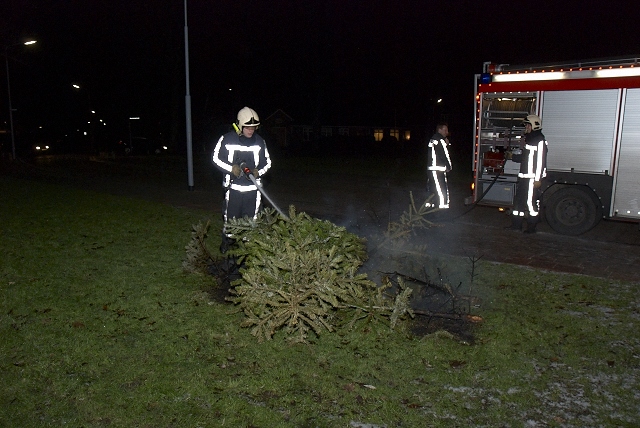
[469,57,640,235]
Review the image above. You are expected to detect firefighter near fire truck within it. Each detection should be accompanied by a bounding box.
[507,114,548,233]
[470,57,640,235]
[212,106,272,253]
[426,123,452,209]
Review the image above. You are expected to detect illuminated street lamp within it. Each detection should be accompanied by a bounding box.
[4,39,37,160]
[430,97,444,126]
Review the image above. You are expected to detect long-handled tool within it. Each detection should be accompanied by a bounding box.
[240,163,288,219]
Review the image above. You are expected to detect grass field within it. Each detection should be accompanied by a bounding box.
[1,175,639,427]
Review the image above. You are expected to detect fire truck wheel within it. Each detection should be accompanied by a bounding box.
[544,186,603,236]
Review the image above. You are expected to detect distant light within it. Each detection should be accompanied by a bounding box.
[228,88,232,91]
[437,98,443,103]
[72,84,80,89]
[129,117,140,120]
[24,40,37,45]
[493,72,566,82]
[91,110,96,114]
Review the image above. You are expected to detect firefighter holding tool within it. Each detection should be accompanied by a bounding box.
[212,106,272,252]
[426,123,452,209]
[507,114,548,233]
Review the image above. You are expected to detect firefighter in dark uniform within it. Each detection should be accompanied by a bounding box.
[508,114,548,233]
[213,106,272,252]
[426,123,452,209]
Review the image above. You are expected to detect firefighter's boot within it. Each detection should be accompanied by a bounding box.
[220,234,235,254]
[506,216,523,231]
[524,218,538,234]
[219,234,241,287]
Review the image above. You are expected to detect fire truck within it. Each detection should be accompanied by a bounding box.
[469,57,640,235]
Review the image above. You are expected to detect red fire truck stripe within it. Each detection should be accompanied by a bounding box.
[480,76,640,92]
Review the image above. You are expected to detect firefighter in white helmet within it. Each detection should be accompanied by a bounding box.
[212,107,272,252]
[425,123,452,209]
[508,114,548,233]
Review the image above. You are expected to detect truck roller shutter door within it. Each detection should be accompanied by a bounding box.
[612,88,640,220]
[542,89,618,174]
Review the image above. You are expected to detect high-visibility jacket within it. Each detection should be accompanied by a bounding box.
[212,131,271,192]
[427,132,452,173]
[516,129,547,182]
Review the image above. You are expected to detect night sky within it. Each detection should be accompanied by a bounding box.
[3,0,640,151]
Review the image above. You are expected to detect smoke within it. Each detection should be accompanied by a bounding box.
[320,179,486,323]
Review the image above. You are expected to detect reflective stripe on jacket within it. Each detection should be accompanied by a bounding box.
[427,133,452,172]
[212,132,271,191]
[517,131,547,181]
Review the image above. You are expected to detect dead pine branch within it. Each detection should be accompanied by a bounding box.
[182,220,216,274]
[412,309,483,323]
[380,269,480,321]
[466,252,483,284]
[380,192,439,249]
[381,270,456,298]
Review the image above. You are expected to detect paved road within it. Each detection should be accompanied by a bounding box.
[3,154,639,283]
[267,169,640,284]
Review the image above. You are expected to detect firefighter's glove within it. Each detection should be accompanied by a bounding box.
[251,169,259,178]
[231,164,242,177]
[534,180,542,189]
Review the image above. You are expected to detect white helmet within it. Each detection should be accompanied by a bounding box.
[523,114,542,131]
[237,107,260,128]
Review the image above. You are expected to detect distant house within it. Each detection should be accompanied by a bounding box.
[262,109,294,150]
[262,109,414,152]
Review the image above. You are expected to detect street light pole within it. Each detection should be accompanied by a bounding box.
[4,48,16,160]
[184,0,194,191]
[129,117,140,153]
[4,40,37,160]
